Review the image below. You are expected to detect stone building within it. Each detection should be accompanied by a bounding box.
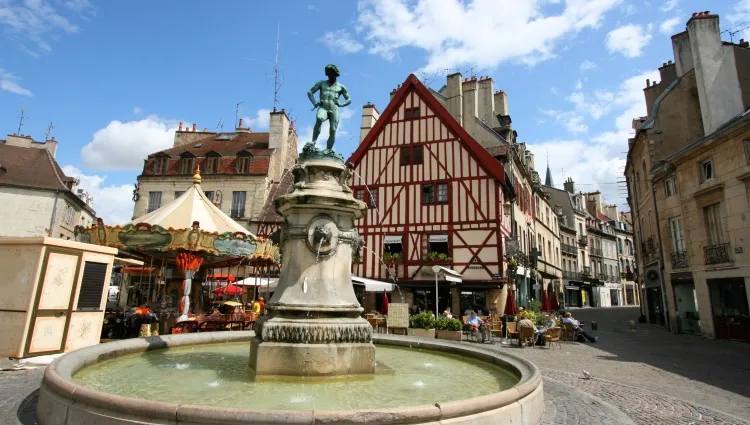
[606,208,639,306]
[0,134,96,239]
[585,192,624,306]
[625,11,750,341]
[132,111,298,238]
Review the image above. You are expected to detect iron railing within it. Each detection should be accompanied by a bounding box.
[704,243,731,265]
[562,243,577,254]
[590,247,603,256]
[562,270,579,280]
[578,237,588,246]
[670,250,688,269]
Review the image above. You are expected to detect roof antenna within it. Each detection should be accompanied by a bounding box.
[215,115,224,132]
[235,102,244,128]
[44,121,55,140]
[16,106,26,135]
[272,22,283,112]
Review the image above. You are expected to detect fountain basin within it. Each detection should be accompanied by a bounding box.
[37,331,544,425]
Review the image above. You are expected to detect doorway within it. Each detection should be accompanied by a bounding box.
[709,278,750,342]
[673,280,700,335]
[647,287,665,326]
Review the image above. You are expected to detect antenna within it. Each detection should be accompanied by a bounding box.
[44,121,55,139]
[16,106,26,135]
[215,115,224,132]
[722,21,749,43]
[272,22,283,112]
[235,102,244,128]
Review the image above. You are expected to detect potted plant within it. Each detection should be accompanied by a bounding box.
[424,252,452,263]
[408,311,436,339]
[383,252,403,262]
[436,316,463,341]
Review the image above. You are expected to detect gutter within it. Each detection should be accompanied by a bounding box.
[48,190,59,237]
[651,183,670,331]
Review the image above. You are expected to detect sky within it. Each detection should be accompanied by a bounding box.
[1,0,747,224]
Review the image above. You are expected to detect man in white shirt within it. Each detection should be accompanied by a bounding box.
[562,312,598,343]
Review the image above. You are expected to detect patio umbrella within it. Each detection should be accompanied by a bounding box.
[380,289,390,315]
[550,290,560,311]
[542,287,551,312]
[213,284,247,296]
[504,289,518,316]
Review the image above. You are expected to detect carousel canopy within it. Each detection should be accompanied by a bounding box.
[129,170,248,235]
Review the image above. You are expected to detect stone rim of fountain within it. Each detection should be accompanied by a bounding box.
[37,331,544,425]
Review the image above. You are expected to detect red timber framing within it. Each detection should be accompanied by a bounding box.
[347,74,507,285]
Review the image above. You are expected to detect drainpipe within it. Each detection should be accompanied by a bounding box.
[652,183,670,331]
[507,144,518,306]
[48,191,60,237]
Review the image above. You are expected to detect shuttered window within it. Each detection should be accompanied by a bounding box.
[76,262,108,311]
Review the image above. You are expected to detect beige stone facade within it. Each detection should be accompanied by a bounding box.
[626,12,750,340]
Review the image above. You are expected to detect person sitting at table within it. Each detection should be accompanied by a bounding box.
[562,312,598,343]
[465,311,487,342]
[442,306,453,319]
[516,313,536,346]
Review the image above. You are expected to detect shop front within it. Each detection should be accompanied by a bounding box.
[644,265,666,326]
[671,272,700,335]
[708,277,750,342]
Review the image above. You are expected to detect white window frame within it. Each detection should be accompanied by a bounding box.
[664,176,677,197]
[700,159,713,183]
[668,217,686,252]
[704,203,724,245]
[147,191,162,213]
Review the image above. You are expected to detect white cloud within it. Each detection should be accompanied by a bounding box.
[579,60,597,72]
[355,0,622,72]
[299,107,355,151]
[133,106,142,114]
[543,109,588,134]
[660,0,678,12]
[622,3,636,16]
[241,108,272,131]
[81,115,182,170]
[0,0,86,56]
[0,67,33,96]
[319,29,364,54]
[659,17,680,34]
[61,165,134,224]
[605,24,651,58]
[550,87,560,95]
[575,79,583,90]
[729,0,750,41]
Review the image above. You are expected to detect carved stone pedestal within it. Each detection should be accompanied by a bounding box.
[249,158,375,377]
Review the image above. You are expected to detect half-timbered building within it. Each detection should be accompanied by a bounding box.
[348,74,511,315]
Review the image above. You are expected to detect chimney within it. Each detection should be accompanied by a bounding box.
[658,61,677,86]
[192,123,197,132]
[360,103,380,143]
[462,77,478,122]
[688,11,744,135]
[236,117,251,133]
[494,90,509,117]
[477,76,495,126]
[445,73,463,126]
[45,136,58,158]
[671,30,694,78]
[269,109,290,181]
[239,118,244,128]
[178,122,183,131]
[563,177,575,194]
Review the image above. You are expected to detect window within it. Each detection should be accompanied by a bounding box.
[427,234,449,256]
[369,188,378,208]
[400,145,423,165]
[179,156,194,174]
[64,205,75,225]
[700,159,713,183]
[437,183,448,202]
[617,238,623,254]
[153,157,168,174]
[704,203,724,245]
[204,191,215,202]
[236,154,253,173]
[404,107,420,120]
[147,192,162,213]
[423,184,435,203]
[205,156,219,174]
[76,262,108,311]
[669,217,685,252]
[355,189,365,201]
[423,183,449,204]
[174,191,185,199]
[664,176,677,197]
[384,235,403,257]
[231,191,246,218]
[641,161,648,193]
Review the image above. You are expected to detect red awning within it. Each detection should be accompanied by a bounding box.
[207,274,236,282]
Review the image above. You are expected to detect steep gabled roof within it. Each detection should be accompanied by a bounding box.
[150,132,272,158]
[348,74,505,184]
[0,144,69,191]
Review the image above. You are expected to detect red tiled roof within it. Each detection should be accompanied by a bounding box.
[142,155,271,177]
[0,144,69,191]
[150,132,271,158]
[348,74,506,183]
[598,212,610,221]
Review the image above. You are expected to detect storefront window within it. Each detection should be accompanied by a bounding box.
[460,291,487,316]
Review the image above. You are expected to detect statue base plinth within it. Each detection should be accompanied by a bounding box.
[249,338,375,377]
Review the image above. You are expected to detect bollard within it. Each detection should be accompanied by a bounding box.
[591,321,598,330]
[629,320,636,331]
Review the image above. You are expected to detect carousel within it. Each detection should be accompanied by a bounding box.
[77,167,278,327]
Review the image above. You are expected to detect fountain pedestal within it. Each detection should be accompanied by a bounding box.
[249,158,375,377]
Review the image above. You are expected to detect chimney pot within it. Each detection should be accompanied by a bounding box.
[238,118,244,128]
[179,122,183,131]
[646,78,650,87]
[203,128,207,132]
[705,10,709,14]
[668,60,673,64]
[741,39,745,44]
[193,123,197,131]
[692,12,697,17]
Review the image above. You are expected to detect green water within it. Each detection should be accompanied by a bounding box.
[73,343,518,410]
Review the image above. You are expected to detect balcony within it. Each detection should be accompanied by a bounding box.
[562,243,577,254]
[578,237,588,246]
[581,266,591,276]
[621,272,635,281]
[590,247,603,256]
[562,270,579,280]
[670,250,688,269]
[704,243,731,265]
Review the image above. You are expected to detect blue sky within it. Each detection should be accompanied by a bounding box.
[0,0,746,223]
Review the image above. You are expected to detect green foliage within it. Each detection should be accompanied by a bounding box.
[383,252,403,262]
[409,311,436,329]
[424,252,453,262]
[436,316,462,331]
[528,299,542,314]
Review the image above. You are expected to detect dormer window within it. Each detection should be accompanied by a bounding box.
[205,152,221,174]
[178,152,195,174]
[236,151,253,174]
[153,156,168,174]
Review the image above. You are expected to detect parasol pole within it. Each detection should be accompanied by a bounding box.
[145,254,155,306]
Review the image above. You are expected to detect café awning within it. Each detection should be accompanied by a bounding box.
[352,276,396,292]
[431,266,462,283]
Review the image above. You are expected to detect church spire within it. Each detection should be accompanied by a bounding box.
[545,152,554,187]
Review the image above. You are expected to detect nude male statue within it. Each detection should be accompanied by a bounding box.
[307,64,351,151]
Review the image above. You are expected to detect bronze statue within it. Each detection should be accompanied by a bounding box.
[307,64,351,152]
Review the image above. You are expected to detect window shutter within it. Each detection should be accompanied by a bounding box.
[76,262,108,311]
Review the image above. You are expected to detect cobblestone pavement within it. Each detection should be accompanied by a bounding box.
[541,377,636,425]
[0,368,41,425]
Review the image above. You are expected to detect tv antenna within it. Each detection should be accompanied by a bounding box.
[16,106,26,135]
[44,121,55,139]
[215,115,224,132]
[722,22,750,43]
[271,22,283,112]
[235,102,244,128]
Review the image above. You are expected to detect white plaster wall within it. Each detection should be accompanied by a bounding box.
[0,187,56,237]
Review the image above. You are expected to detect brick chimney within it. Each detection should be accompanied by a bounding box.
[445,73,463,126]
[360,103,380,143]
[563,177,576,194]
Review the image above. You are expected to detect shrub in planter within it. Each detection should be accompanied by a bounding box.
[436,316,463,341]
[409,311,436,339]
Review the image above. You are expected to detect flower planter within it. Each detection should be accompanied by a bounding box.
[436,330,462,341]
[409,328,435,339]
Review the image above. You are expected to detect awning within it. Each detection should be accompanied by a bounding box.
[384,235,402,244]
[207,273,236,282]
[121,266,156,274]
[114,257,144,266]
[352,276,396,292]
[431,266,462,283]
[235,277,279,290]
[428,234,449,243]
